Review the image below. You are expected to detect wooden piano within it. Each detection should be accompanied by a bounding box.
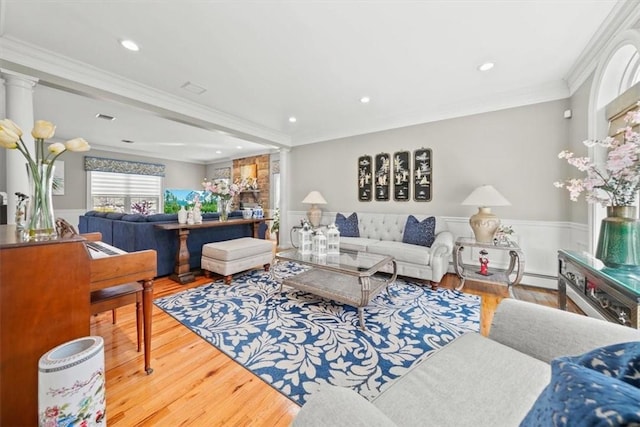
[0,226,157,426]
[83,232,156,375]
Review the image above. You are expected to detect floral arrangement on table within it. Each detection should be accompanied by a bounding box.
[494,225,514,245]
[270,207,280,236]
[0,119,90,238]
[554,108,640,207]
[201,178,251,221]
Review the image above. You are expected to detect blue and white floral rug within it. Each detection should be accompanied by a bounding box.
[154,262,480,405]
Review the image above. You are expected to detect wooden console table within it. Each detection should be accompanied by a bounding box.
[156,217,270,284]
[558,250,640,328]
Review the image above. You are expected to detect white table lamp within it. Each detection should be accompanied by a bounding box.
[302,191,327,227]
[461,185,510,243]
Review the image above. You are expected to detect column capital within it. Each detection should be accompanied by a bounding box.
[1,69,38,89]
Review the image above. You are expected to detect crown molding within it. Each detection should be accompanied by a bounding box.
[565,0,640,95]
[293,80,569,146]
[0,35,292,148]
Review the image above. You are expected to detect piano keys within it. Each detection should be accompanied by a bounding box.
[86,240,127,258]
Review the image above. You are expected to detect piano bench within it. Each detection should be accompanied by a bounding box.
[201,237,275,285]
[91,282,143,352]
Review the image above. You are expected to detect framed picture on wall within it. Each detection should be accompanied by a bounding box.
[375,153,390,201]
[358,155,373,201]
[53,160,65,196]
[393,151,410,201]
[413,148,432,201]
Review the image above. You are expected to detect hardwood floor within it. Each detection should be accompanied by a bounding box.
[93,271,582,426]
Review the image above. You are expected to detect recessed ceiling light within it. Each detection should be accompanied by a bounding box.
[120,39,140,52]
[478,62,495,72]
[288,117,297,123]
[360,96,371,104]
[121,139,134,144]
[237,146,243,149]
[95,113,116,121]
[215,150,222,154]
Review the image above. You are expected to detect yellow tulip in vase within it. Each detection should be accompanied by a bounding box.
[0,119,90,240]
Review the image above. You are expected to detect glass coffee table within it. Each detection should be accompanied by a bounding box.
[272,249,397,330]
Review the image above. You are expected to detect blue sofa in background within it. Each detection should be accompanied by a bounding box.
[78,211,267,277]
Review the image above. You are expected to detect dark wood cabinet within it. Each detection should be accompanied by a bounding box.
[0,225,90,426]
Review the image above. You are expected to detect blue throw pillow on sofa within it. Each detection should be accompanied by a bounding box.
[402,215,436,247]
[145,213,178,222]
[121,214,147,222]
[520,342,640,427]
[335,213,359,237]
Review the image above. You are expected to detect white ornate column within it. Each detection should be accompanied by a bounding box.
[2,70,38,224]
[278,147,291,247]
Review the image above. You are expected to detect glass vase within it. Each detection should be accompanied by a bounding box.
[219,199,232,222]
[595,206,640,271]
[26,162,56,240]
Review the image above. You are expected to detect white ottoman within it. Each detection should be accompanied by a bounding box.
[201,237,274,284]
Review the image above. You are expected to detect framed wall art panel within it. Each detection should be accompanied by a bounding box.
[358,155,373,202]
[413,148,432,201]
[393,151,410,201]
[375,153,390,201]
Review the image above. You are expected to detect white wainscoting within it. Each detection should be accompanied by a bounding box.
[284,211,589,290]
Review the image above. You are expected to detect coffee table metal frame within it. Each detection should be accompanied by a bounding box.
[272,249,397,330]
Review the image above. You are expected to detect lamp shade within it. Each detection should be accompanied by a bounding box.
[302,191,327,205]
[462,185,510,243]
[302,191,327,227]
[461,185,510,207]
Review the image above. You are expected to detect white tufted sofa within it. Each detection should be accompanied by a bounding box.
[338,213,453,286]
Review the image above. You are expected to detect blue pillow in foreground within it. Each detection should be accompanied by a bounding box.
[570,341,640,388]
[402,215,436,247]
[335,213,359,237]
[520,342,640,427]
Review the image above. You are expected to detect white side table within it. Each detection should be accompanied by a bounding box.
[453,237,525,296]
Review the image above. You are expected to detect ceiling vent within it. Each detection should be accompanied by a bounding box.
[181,81,207,95]
[95,113,116,121]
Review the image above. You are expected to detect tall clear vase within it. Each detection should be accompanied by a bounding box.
[26,162,56,240]
[219,199,231,222]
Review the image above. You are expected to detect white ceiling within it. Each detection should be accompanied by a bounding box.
[0,0,624,163]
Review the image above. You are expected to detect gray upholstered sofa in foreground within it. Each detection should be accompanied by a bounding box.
[335,213,453,286]
[292,299,640,426]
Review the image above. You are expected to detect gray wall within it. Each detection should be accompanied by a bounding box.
[290,99,572,221]
[51,149,206,210]
[567,74,594,224]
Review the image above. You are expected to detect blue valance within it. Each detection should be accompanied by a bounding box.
[84,156,165,177]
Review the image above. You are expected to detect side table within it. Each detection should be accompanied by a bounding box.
[453,237,525,296]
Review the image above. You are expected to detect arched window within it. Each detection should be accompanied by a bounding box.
[588,30,640,251]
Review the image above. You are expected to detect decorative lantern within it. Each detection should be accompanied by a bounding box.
[299,223,313,254]
[312,230,327,257]
[326,223,340,254]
